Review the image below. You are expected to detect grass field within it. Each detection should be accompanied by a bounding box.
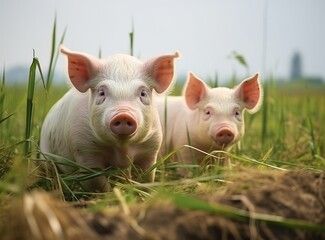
[0,27,325,238]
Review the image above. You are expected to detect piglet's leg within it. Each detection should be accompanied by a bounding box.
[134,156,157,182]
[81,176,110,193]
[76,155,111,192]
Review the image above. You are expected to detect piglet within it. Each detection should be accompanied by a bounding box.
[40,46,179,192]
[157,72,262,167]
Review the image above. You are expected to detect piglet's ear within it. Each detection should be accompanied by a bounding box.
[61,46,102,93]
[234,73,263,113]
[143,51,180,93]
[185,72,208,110]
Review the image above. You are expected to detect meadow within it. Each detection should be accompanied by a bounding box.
[0,26,325,239]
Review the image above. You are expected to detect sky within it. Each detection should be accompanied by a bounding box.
[0,0,325,83]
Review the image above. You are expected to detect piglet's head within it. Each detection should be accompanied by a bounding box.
[61,45,180,143]
[185,72,262,111]
[184,72,263,150]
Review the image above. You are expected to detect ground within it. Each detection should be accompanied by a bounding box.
[2,170,325,240]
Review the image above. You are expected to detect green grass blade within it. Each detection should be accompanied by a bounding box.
[167,193,325,233]
[129,21,134,56]
[0,113,14,125]
[49,25,67,84]
[225,152,288,170]
[261,79,268,146]
[42,152,125,183]
[0,66,5,120]
[143,147,184,177]
[213,72,218,88]
[46,16,67,91]
[163,96,168,154]
[308,116,317,158]
[228,51,249,75]
[42,152,97,173]
[24,52,37,156]
[98,46,102,59]
[46,15,57,90]
[36,57,46,89]
[185,125,198,172]
[24,51,44,156]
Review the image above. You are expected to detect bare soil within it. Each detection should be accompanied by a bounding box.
[2,170,325,240]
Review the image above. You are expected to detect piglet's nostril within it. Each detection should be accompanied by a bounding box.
[110,113,137,137]
[215,128,235,146]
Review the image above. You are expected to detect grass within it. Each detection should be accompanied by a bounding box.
[167,192,325,233]
[1,61,324,190]
[24,50,45,156]
[0,22,325,237]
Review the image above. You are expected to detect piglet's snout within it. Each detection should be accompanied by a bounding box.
[110,113,137,136]
[215,127,235,146]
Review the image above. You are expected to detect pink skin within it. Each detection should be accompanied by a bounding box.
[40,46,180,192]
[215,126,235,146]
[157,72,263,167]
[110,112,137,137]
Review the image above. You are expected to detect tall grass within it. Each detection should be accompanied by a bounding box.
[24,50,45,156]
[0,18,67,196]
[261,76,268,147]
[46,15,67,92]
[0,67,5,121]
[129,22,134,56]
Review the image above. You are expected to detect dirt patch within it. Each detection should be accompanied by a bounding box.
[218,170,325,224]
[2,170,325,240]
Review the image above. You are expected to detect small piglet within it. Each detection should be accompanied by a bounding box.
[40,46,179,192]
[157,72,263,166]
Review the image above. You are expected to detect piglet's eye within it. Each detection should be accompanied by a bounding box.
[96,86,108,105]
[99,90,105,96]
[139,88,150,105]
[140,89,147,97]
[234,108,242,121]
[203,107,212,121]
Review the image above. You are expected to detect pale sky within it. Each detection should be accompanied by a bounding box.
[1,0,324,83]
